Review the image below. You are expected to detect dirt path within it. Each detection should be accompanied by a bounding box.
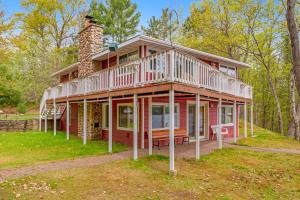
[1,141,299,183]
[0,151,132,183]
[230,145,300,154]
[0,140,219,182]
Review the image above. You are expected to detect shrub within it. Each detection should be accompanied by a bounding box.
[17,103,27,114]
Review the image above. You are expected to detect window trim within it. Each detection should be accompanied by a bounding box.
[117,103,136,131]
[186,100,209,139]
[118,50,139,65]
[151,102,180,130]
[102,103,108,130]
[219,64,237,78]
[221,105,234,126]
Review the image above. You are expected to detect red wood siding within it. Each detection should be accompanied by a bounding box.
[60,74,69,83]
[60,103,78,135]
[59,98,239,147]
[101,56,117,69]
[199,58,219,69]
[208,101,239,139]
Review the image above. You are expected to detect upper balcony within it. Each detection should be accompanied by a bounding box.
[42,49,252,103]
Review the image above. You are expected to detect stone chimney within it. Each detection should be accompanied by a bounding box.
[78,15,103,78]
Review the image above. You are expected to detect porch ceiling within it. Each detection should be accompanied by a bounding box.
[46,83,252,104]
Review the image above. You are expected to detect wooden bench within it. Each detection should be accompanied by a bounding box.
[145,129,189,149]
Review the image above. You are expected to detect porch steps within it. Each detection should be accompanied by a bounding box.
[41,104,66,120]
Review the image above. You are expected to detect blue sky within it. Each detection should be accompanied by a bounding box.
[1,0,196,28]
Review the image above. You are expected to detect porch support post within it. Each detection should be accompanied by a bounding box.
[251,102,254,137]
[83,99,87,145]
[66,100,70,140]
[133,94,138,160]
[169,89,176,173]
[141,98,145,149]
[217,98,222,149]
[108,96,113,153]
[39,104,42,131]
[233,100,237,143]
[44,103,47,133]
[53,98,57,136]
[195,94,200,160]
[148,97,153,155]
[244,102,247,138]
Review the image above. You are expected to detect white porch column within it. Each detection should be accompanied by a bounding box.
[141,98,145,149]
[39,105,42,131]
[195,94,200,160]
[108,96,113,153]
[66,100,70,140]
[169,89,175,173]
[133,94,138,160]
[53,98,57,136]
[217,98,222,149]
[44,103,47,133]
[244,102,247,138]
[233,101,237,143]
[83,99,87,145]
[148,97,153,155]
[251,102,254,137]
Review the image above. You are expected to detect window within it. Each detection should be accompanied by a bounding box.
[117,104,134,130]
[148,49,157,55]
[221,106,233,124]
[102,103,109,129]
[220,65,236,78]
[119,50,139,64]
[152,104,179,129]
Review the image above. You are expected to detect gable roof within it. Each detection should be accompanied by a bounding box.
[52,35,251,77]
[92,35,251,68]
[51,62,79,77]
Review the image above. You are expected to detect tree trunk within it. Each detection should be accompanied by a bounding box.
[287,70,300,138]
[286,0,300,140]
[266,71,284,135]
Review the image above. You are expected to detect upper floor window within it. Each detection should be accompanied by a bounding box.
[219,65,236,78]
[148,49,157,55]
[119,50,139,65]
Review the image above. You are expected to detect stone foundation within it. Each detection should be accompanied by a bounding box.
[78,102,102,140]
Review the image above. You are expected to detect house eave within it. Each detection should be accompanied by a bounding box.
[92,35,251,68]
[51,62,80,77]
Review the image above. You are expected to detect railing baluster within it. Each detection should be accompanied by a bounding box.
[43,50,252,106]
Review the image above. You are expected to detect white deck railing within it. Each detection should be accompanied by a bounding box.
[40,50,252,113]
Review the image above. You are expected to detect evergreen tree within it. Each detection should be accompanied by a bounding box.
[141,8,178,40]
[90,0,141,43]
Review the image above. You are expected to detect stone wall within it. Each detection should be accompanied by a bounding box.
[78,102,102,140]
[0,120,40,131]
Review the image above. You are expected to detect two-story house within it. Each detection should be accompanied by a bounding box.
[40,16,253,173]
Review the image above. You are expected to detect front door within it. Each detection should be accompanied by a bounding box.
[188,103,207,139]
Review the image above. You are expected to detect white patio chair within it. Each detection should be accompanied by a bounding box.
[211,125,229,144]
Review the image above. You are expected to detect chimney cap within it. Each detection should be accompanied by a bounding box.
[85,15,94,20]
[85,15,97,24]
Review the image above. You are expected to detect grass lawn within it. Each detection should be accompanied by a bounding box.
[0,131,127,169]
[237,123,300,150]
[1,148,300,200]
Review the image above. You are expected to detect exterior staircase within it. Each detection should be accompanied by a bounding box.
[40,103,66,120]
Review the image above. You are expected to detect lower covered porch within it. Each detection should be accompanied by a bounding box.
[43,83,253,173]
